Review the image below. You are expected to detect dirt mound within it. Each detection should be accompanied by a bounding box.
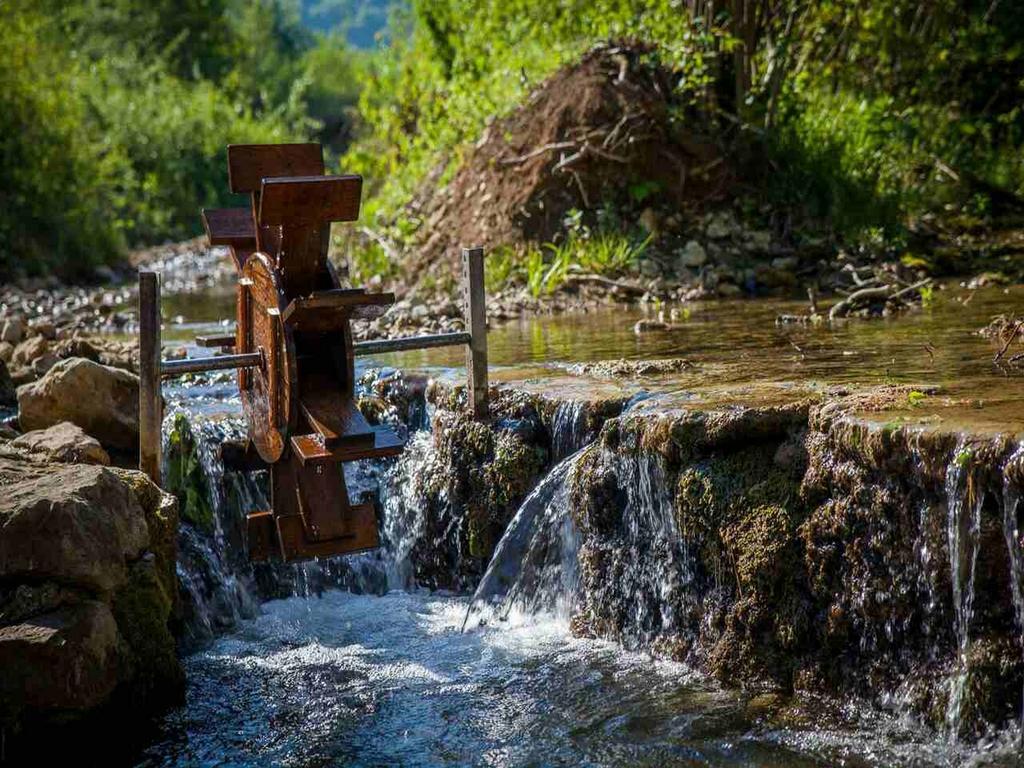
[406,42,734,283]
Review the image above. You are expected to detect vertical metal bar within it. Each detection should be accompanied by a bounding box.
[462,247,488,420]
[139,271,162,484]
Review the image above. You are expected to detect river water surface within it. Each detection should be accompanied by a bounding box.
[141,590,1018,767]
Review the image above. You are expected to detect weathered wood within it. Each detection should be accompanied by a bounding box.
[282,289,395,332]
[195,333,236,348]
[160,351,262,378]
[299,386,375,447]
[462,247,489,420]
[240,254,294,463]
[352,332,472,357]
[276,506,379,561]
[227,143,324,194]
[139,271,162,484]
[293,457,353,541]
[290,429,405,466]
[201,207,256,248]
[258,175,362,226]
[246,511,276,562]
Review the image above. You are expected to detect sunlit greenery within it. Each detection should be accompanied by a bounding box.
[2,0,1021,282]
[0,0,365,280]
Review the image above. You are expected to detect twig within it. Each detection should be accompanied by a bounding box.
[571,170,591,208]
[828,285,893,320]
[994,320,1023,363]
[499,141,577,166]
[889,278,932,303]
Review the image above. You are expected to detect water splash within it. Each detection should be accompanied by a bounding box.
[380,430,441,590]
[463,447,587,628]
[945,440,984,739]
[606,445,693,647]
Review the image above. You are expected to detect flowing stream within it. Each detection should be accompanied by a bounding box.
[134,276,1024,766]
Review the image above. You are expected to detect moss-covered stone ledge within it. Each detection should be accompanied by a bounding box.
[562,387,1024,738]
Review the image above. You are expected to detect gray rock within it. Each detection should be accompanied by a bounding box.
[1,316,25,345]
[677,241,708,269]
[638,207,660,235]
[11,335,49,368]
[11,421,111,466]
[639,259,662,278]
[746,230,773,252]
[705,211,737,239]
[0,601,120,714]
[28,318,56,340]
[771,256,798,271]
[718,283,743,298]
[17,358,139,451]
[0,458,148,592]
[31,351,59,376]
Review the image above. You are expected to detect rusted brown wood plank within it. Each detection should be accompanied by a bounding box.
[201,207,256,248]
[258,175,362,226]
[299,387,375,447]
[290,428,404,466]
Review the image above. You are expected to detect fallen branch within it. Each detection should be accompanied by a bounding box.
[359,226,399,262]
[828,285,893,320]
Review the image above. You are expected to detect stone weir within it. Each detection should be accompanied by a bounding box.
[166,370,1024,743]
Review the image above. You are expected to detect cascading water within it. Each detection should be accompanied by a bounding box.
[463,446,585,627]
[945,440,985,739]
[550,401,589,462]
[380,430,442,590]
[165,409,265,647]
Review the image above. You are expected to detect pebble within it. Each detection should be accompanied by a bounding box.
[677,241,708,269]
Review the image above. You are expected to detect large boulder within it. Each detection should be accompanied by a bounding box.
[0,601,120,717]
[10,421,111,465]
[0,459,148,593]
[17,357,139,452]
[0,455,182,739]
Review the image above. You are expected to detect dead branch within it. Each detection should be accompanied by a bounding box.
[499,141,577,166]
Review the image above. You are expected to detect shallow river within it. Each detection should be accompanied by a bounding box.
[136,268,1024,767]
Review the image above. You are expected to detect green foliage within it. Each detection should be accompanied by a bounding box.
[342,0,1024,264]
[485,232,649,296]
[0,0,363,280]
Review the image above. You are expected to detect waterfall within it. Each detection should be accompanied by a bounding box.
[945,440,984,739]
[604,445,692,647]
[165,410,265,648]
[550,401,589,462]
[380,430,441,590]
[463,447,586,627]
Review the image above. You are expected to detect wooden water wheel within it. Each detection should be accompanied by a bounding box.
[200,144,405,562]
